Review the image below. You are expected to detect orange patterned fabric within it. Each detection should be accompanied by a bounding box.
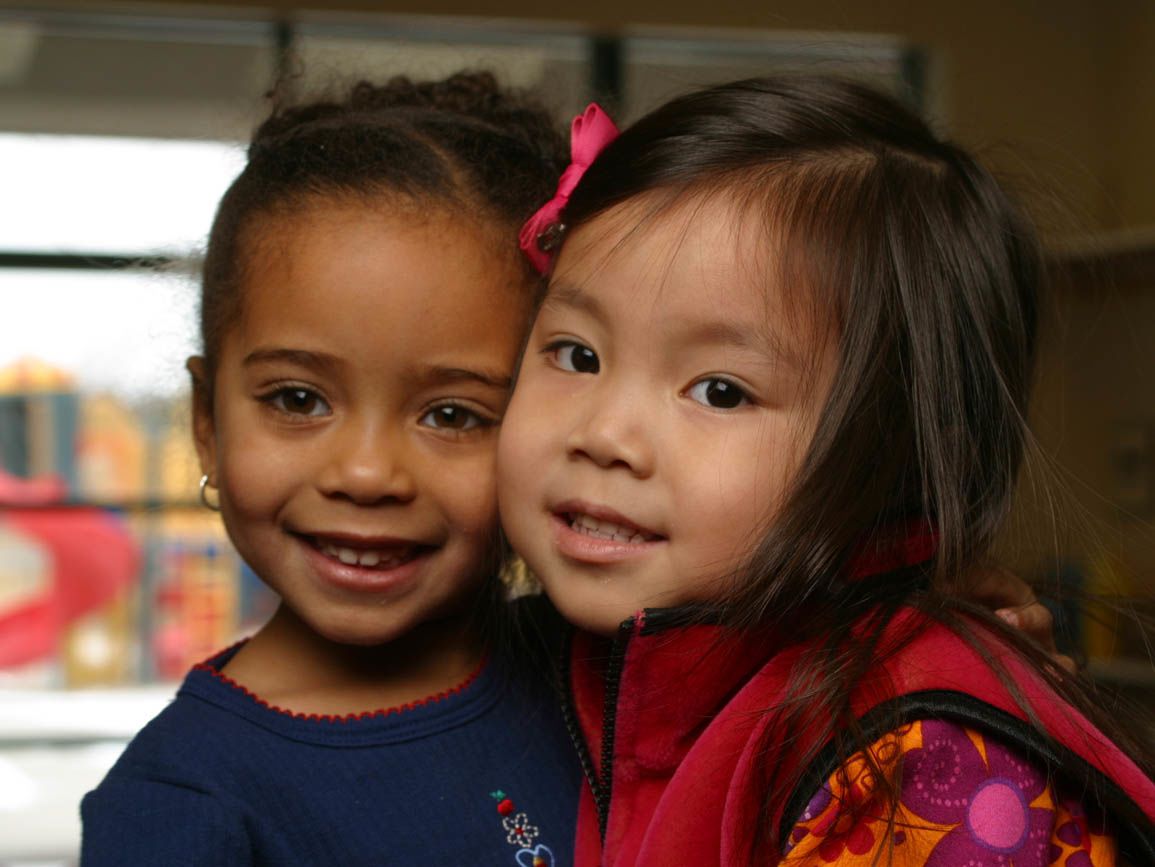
[783,720,1116,866]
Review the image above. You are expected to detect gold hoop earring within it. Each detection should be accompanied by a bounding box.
[199,475,221,512]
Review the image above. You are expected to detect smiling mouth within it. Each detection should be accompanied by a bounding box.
[563,512,664,544]
[303,536,429,569]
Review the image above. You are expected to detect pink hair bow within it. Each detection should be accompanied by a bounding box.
[519,103,620,275]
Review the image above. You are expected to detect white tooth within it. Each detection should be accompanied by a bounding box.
[323,543,339,558]
[358,551,380,567]
[573,512,652,541]
[337,547,359,565]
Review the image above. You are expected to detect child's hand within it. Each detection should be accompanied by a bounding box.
[970,567,1078,675]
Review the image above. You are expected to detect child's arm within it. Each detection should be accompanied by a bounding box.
[81,778,251,865]
[781,719,1116,865]
[970,568,1077,674]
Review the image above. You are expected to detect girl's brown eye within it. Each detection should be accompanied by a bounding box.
[420,405,486,432]
[688,378,748,410]
[548,341,600,374]
[266,387,329,417]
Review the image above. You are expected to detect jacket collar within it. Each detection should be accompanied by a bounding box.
[566,609,781,833]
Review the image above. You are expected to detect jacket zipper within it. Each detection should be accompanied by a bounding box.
[559,618,635,844]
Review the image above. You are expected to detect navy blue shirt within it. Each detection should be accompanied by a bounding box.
[81,644,580,866]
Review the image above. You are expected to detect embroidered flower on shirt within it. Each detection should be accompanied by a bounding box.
[492,789,551,862]
[503,812,540,847]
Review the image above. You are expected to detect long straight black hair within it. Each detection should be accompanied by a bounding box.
[565,76,1037,594]
[559,75,1154,857]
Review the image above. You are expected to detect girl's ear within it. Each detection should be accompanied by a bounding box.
[186,356,217,482]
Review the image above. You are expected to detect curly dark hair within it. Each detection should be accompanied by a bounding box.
[199,70,566,378]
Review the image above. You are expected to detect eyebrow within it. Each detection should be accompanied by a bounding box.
[244,350,511,390]
[673,317,803,374]
[542,282,606,320]
[242,348,341,372]
[546,282,799,368]
[677,319,763,351]
[415,365,512,391]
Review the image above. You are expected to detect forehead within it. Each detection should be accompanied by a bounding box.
[242,202,528,332]
[222,201,533,376]
[550,193,798,345]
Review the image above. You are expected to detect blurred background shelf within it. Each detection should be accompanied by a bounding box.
[1087,657,1155,689]
[1052,225,1155,294]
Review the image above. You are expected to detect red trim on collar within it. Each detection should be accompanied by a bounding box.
[193,643,487,723]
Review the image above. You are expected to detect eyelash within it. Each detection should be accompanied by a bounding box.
[259,385,331,419]
[418,402,495,434]
[685,377,752,410]
[543,339,600,374]
[541,340,753,411]
[257,385,496,437]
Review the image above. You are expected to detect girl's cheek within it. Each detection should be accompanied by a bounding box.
[495,392,539,476]
[444,455,501,532]
[683,431,802,579]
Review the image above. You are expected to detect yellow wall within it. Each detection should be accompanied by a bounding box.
[1043,283,1155,594]
[1103,0,1155,229]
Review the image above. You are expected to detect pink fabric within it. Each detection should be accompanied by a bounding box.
[519,103,620,274]
[569,611,1155,866]
[848,518,938,580]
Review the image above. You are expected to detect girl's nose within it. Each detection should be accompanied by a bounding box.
[317,422,417,505]
[564,384,656,478]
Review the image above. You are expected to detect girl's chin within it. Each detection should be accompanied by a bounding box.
[540,586,638,637]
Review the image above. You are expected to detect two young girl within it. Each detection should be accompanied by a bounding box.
[83,70,1155,866]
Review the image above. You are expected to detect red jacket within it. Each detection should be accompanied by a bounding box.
[564,607,1155,866]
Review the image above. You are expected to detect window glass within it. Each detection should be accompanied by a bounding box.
[0,135,243,255]
[0,267,198,401]
[0,14,275,140]
[0,264,251,693]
